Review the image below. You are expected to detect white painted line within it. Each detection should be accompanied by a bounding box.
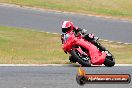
[0,64,131,66]
[115,64,132,66]
[103,40,109,42]
[52,33,59,35]
[0,64,73,66]
[109,41,114,43]
[92,64,132,66]
[117,42,124,44]
[124,43,131,45]
[100,39,131,45]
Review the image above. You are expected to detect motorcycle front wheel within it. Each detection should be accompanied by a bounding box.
[70,50,91,67]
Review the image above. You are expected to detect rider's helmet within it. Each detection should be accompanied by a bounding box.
[61,21,74,33]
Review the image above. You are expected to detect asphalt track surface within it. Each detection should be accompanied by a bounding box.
[0,66,131,88]
[0,5,132,43]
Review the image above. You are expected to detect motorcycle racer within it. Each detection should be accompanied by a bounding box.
[61,21,106,52]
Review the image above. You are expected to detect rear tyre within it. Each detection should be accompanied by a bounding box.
[104,55,115,67]
[71,50,91,67]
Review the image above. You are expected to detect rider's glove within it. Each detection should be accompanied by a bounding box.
[88,33,94,39]
[61,34,64,44]
[81,29,87,35]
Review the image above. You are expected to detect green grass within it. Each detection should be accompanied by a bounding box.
[0,0,132,19]
[0,26,68,64]
[0,26,132,64]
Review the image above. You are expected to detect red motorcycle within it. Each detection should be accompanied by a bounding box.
[61,31,115,67]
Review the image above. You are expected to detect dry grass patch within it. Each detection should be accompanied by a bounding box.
[0,26,131,64]
[0,0,132,19]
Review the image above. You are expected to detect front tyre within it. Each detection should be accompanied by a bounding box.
[69,56,77,63]
[70,50,91,67]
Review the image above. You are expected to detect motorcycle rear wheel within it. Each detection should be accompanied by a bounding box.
[104,57,115,67]
[71,50,91,67]
[104,52,115,67]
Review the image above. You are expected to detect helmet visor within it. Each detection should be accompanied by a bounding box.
[62,28,67,33]
[62,27,71,33]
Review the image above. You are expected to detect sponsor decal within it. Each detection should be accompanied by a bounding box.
[76,67,131,85]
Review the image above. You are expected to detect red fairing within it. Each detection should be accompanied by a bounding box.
[74,37,106,65]
[62,31,106,65]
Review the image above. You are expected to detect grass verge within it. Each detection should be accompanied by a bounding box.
[0,26,68,64]
[0,26,131,64]
[0,0,132,19]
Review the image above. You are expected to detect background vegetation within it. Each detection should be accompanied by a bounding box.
[0,0,132,19]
